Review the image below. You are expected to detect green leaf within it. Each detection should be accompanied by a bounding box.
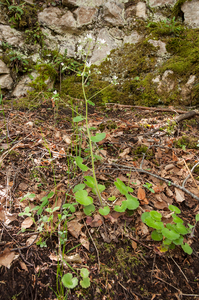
[47,191,54,198]
[75,190,93,206]
[80,268,89,278]
[196,214,199,222]
[168,205,181,214]
[40,196,48,202]
[114,201,127,212]
[80,277,90,288]
[99,206,110,216]
[145,217,164,230]
[37,207,43,215]
[92,184,105,195]
[173,236,184,245]
[175,223,188,235]
[87,100,95,106]
[73,116,85,122]
[84,176,95,188]
[62,273,78,289]
[150,211,162,221]
[41,199,49,207]
[20,193,35,202]
[91,132,106,143]
[83,204,95,216]
[108,196,116,201]
[151,230,163,241]
[163,238,172,245]
[161,228,180,241]
[114,178,128,195]
[172,214,184,224]
[73,184,85,193]
[94,154,102,161]
[126,194,139,210]
[127,187,134,193]
[141,212,150,223]
[181,243,193,255]
[75,157,89,171]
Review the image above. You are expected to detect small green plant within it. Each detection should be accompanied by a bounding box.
[25,22,45,47]
[143,182,155,193]
[142,205,199,254]
[61,268,90,289]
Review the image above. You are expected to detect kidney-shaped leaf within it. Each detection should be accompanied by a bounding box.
[91,132,106,143]
[75,190,93,206]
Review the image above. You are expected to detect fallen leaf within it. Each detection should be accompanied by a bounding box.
[19,261,28,272]
[0,248,16,269]
[26,235,38,246]
[80,233,90,251]
[175,188,185,203]
[21,217,33,229]
[86,214,103,228]
[119,147,131,158]
[131,240,137,250]
[67,220,83,238]
[138,187,146,200]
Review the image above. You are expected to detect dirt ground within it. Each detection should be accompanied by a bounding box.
[0,100,199,300]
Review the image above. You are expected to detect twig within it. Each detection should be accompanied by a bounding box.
[169,256,189,283]
[183,161,199,188]
[183,159,199,191]
[105,163,199,201]
[154,276,199,297]
[83,219,101,272]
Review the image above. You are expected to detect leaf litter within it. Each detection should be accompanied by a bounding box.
[0,102,199,299]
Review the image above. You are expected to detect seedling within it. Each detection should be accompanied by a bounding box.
[142,205,199,254]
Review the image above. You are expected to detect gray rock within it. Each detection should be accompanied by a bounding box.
[103,2,124,26]
[182,0,199,28]
[0,60,10,74]
[0,74,13,90]
[74,7,97,27]
[148,0,176,7]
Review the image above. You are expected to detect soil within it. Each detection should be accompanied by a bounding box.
[0,100,199,300]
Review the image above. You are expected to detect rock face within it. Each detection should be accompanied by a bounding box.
[1,0,199,106]
[182,0,199,28]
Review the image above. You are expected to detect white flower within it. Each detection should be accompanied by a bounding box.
[61,62,64,66]
[86,33,93,40]
[111,75,118,85]
[113,75,118,80]
[98,38,106,44]
[86,61,91,68]
[78,45,83,52]
[53,90,57,94]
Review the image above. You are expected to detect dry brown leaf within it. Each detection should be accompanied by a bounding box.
[172,152,178,162]
[49,253,82,263]
[86,214,103,228]
[62,134,71,144]
[119,147,131,158]
[80,233,90,251]
[21,217,33,229]
[0,248,16,269]
[26,235,38,246]
[137,187,146,200]
[175,188,185,203]
[19,261,28,272]
[165,164,175,171]
[67,220,83,238]
[131,240,137,250]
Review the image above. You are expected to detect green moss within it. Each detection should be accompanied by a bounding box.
[174,135,199,149]
[172,0,192,19]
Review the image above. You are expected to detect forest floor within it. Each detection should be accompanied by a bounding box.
[0,99,199,300]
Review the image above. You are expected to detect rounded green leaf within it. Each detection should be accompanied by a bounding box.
[75,157,89,172]
[73,116,85,122]
[62,273,78,289]
[80,268,89,278]
[108,196,116,201]
[151,230,163,241]
[175,223,188,235]
[162,228,180,241]
[196,214,199,222]
[91,132,106,143]
[181,243,193,255]
[141,212,150,223]
[150,211,162,221]
[114,201,127,212]
[163,238,172,245]
[114,178,128,195]
[126,194,139,210]
[99,206,110,216]
[80,277,90,288]
[168,205,181,214]
[172,214,184,224]
[73,184,85,193]
[83,204,95,216]
[173,236,184,245]
[75,190,93,206]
